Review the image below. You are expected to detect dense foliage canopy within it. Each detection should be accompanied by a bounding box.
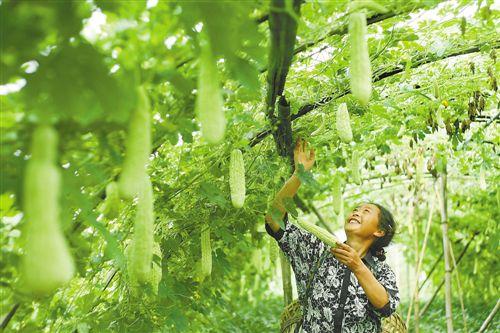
[1,0,499,332]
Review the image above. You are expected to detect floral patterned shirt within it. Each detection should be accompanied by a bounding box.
[266,218,400,333]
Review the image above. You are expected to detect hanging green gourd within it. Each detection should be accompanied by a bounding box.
[433,80,440,100]
[196,39,226,144]
[20,125,75,296]
[479,167,487,190]
[436,105,446,129]
[200,226,212,280]
[311,113,325,136]
[337,196,345,226]
[349,0,388,14]
[332,174,343,215]
[118,86,151,200]
[99,181,121,219]
[127,176,154,284]
[460,17,467,36]
[349,11,372,106]
[150,241,162,295]
[229,149,246,208]
[350,150,362,185]
[269,237,278,264]
[336,103,353,143]
[252,249,263,274]
[415,152,424,185]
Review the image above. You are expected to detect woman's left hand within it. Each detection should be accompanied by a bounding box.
[331,243,365,273]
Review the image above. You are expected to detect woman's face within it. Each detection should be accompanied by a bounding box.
[344,203,385,240]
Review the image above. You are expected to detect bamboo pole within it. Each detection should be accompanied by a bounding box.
[437,166,454,333]
[409,190,420,333]
[414,192,421,333]
[419,233,477,317]
[418,232,477,293]
[418,251,443,292]
[449,241,468,333]
[405,188,436,329]
[279,251,293,306]
[478,298,500,333]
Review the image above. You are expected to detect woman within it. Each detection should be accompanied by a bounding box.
[265,138,399,333]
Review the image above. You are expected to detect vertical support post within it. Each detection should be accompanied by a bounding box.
[279,251,293,306]
[438,163,454,333]
[413,191,420,333]
[478,298,500,333]
[406,185,436,330]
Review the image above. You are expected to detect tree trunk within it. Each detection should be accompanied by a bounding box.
[438,165,454,333]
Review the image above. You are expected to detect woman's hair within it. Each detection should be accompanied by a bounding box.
[367,202,397,261]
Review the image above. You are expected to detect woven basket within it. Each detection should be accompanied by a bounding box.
[280,300,302,333]
[381,311,407,333]
[280,299,407,333]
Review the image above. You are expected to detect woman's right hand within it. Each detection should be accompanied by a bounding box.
[293,137,315,173]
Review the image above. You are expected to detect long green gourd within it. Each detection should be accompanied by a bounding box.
[100,181,121,219]
[336,103,353,143]
[350,150,362,185]
[332,174,343,215]
[196,40,226,144]
[349,11,372,106]
[21,125,75,296]
[349,0,388,14]
[127,176,154,284]
[201,226,212,280]
[337,195,345,226]
[150,241,162,295]
[126,239,161,295]
[415,152,424,185]
[311,113,325,136]
[118,86,151,200]
[229,149,246,208]
[296,220,339,248]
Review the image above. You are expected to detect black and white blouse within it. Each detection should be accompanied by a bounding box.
[266,218,400,333]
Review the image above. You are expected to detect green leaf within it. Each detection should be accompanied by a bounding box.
[227,56,260,91]
[199,181,228,208]
[269,206,285,230]
[295,164,320,191]
[282,197,298,218]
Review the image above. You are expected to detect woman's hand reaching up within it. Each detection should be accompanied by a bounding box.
[293,137,315,173]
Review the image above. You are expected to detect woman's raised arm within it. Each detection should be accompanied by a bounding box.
[265,138,315,232]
